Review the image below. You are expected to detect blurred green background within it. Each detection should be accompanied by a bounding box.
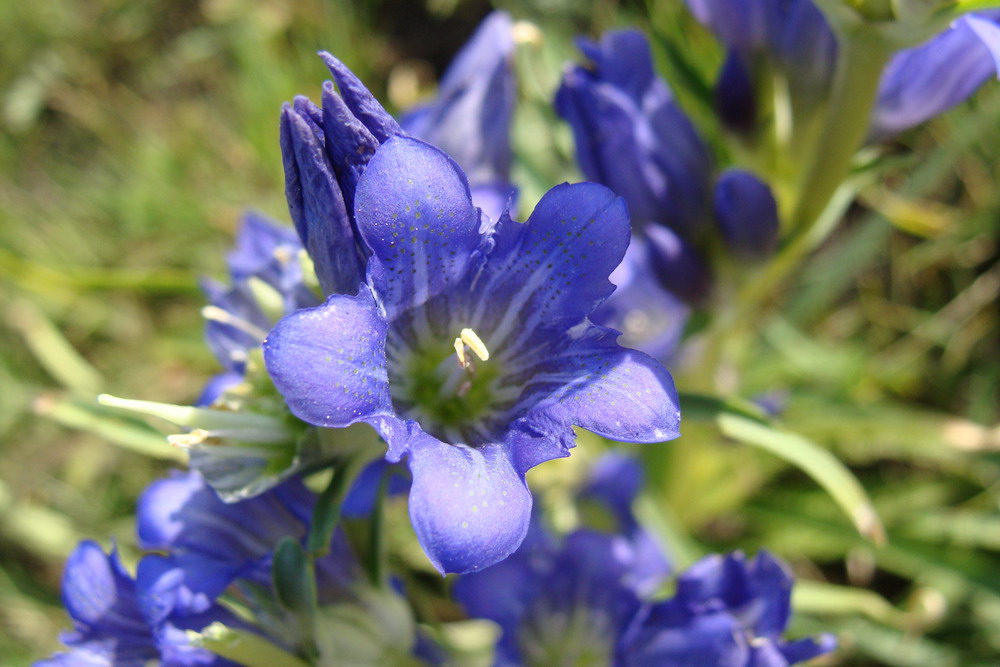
[1,0,998,664]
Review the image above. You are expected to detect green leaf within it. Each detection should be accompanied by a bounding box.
[718,412,885,544]
[187,622,311,667]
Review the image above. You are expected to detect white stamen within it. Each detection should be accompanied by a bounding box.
[201,305,269,341]
[167,429,210,448]
[454,336,469,369]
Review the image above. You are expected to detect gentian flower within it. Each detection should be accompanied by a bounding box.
[555,28,720,315]
[36,540,240,667]
[870,12,1000,138]
[619,551,837,666]
[263,134,681,574]
[555,29,713,238]
[456,454,834,665]
[454,453,671,665]
[198,211,318,402]
[686,0,1000,139]
[591,239,690,361]
[401,10,517,222]
[135,471,357,615]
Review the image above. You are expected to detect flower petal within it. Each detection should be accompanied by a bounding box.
[872,13,1000,138]
[60,541,158,662]
[401,11,516,186]
[279,99,365,295]
[354,136,485,315]
[319,52,402,143]
[263,289,393,428]
[406,433,531,574]
[464,182,629,359]
[516,326,681,445]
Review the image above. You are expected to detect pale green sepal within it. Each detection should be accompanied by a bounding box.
[314,587,422,667]
[186,622,311,667]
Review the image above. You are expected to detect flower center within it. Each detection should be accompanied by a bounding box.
[387,322,504,445]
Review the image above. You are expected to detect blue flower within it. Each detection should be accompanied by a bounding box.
[199,211,318,386]
[871,12,1000,138]
[279,53,402,297]
[555,28,721,317]
[555,29,714,238]
[137,470,364,612]
[263,135,680,574]
[619,551,837,666]
[687,0,1000,138]
[591,238,690,361]
[401,10,517,223]
[454,453,671,665]
[36,541,240,667]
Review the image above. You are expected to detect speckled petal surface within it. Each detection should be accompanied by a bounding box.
[405,432,531,574]
[263,289,392,428]
[354,136,486,317]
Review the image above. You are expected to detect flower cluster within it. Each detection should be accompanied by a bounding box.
[455,454,835,666]
[41,3,1000,665]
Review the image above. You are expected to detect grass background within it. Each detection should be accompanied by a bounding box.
[1,0,998,664]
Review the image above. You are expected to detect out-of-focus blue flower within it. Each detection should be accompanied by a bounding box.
[401,11,517,222]
[36,541,240,667]
[687,0,1000,138]
[619,550,837,666]
[454,453,671,665]
[263,134,681,574]
[713,168,780,258]
[555,28,721,314]
[136,471,359,612]
[555,29,714,238]
[591,238,690,361]
[199,211,318,386]
[457,455,833,666]
[871,12,1000,138]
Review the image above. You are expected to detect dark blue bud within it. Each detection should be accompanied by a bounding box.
[555,29,713,236]
[713,168,779,258]
[715,50,757,134]
[279,101,365,296]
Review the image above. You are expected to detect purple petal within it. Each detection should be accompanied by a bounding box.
[405,433,531,574]
[319,52,402,143]
[645,224,714,306]
[872,13,1000,138]
[59,541,158,662]
[619,603,749,666]
[279,101,365,295]
[465,182,629,358]
[517,327,681,447]
[263,289,393,428]
[592,237,690,361]
[354,136,485,315]
[320,80,380,218]
[401,11,516,187]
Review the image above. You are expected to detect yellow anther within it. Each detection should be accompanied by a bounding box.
[459,328,490,362]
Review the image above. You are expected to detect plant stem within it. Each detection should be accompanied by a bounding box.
[790,28,891,235]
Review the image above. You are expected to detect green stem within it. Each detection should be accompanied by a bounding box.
[307,455,368,557]
[366,470,391,588]
[791,28,892,234]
